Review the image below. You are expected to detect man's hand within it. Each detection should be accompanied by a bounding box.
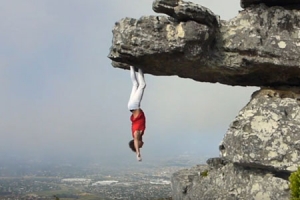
[137,153,142,161]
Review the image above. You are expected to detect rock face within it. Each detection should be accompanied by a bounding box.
[109,0,300,87]
[172,159,290,200]
[220,87,300,172]
[108,0,300,199]
[171,87,298,200]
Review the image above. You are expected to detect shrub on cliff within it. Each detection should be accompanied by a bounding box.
[289,167,300,200]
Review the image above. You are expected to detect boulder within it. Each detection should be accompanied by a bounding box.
[171,158,290,200]
[152,0,220,27]
[220,87,300,172]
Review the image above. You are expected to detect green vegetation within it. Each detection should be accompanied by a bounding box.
[53,195,60,200]
[200,170,208,177]
[289,167,300,200]
[38,185,104,200]
[51,193,109,200]
[37,186,78,197]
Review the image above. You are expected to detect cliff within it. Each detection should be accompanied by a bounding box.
[108,0,300,199]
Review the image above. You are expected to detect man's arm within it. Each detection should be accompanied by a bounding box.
[134,131,142,160]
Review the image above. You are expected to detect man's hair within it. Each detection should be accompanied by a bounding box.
[129,140,136,152]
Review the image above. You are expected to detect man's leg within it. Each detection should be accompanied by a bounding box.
[128,66,139,110]
[133,68,146,107]
[127,67,146,110]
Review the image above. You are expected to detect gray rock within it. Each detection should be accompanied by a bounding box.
[109,15,215,76]
[153,0,220,27]
[206,157,229,169]
[241,0,300,8]
[171,162,290,200]
[220,87,300,172]
[108,1,300,86]
[152,0,179,18]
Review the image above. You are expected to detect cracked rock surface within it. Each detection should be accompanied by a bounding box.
[172,160,289,200]
[220,87,300,172]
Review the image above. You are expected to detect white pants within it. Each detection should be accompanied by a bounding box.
[128,66,146,111]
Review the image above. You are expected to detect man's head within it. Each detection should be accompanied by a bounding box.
[128,140,144,152]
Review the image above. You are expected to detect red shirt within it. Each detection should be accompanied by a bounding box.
[130,110,146,138]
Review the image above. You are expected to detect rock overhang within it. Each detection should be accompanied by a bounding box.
[108,0,300,87]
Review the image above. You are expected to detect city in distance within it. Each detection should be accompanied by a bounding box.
[0,152,212,200]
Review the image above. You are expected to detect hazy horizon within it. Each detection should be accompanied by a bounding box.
[0,0,258,165]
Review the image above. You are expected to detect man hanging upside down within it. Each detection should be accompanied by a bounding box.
[127,66,146,162]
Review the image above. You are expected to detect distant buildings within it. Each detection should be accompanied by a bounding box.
[150,179,171,185]
[61,178,91,185]
[92,180,118,186]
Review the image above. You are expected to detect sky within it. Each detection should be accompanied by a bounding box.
[0,0,258,165]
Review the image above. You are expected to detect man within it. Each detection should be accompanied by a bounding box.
[127,66,146,161]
